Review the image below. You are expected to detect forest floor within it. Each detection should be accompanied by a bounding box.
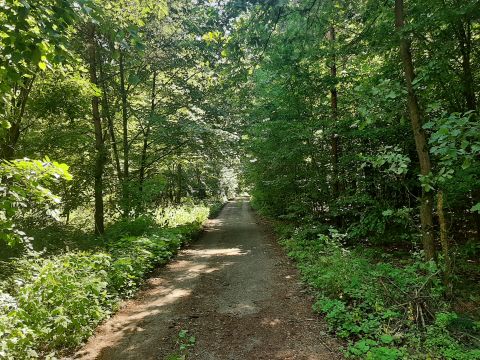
[70,199,343,360]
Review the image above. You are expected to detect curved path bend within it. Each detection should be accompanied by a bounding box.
[73,199,342,360]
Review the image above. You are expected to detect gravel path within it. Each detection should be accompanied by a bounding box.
[72,199,343,360]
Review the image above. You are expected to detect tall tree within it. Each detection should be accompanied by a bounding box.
[395,0,435,260]
[86,22,106,235]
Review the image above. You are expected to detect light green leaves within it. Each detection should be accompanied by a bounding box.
[1,119,10,129]
[177,329,196,352]
[0,158,73,246]
[364,146,411,176]
[380,334,394,344]
[427,111,479,170]
[202,31,224,43]
[471,203,480,214]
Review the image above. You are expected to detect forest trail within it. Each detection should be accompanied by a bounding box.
[73,199,342,360]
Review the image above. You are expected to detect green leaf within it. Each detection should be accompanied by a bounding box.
[128,74,141,85]
[382,209,393,217]
[1,120,11,129]
[380,334,394,344]
[471,203,480,214]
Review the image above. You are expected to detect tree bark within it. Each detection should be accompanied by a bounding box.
[119,51,130,215]
[99,52,122,183]
[456,19,476,111]
[87,22,106,236]
[119,51,129,179]
[1,77,35,160]
[395,0,435,260]
[327,25,340,198]
[139,71,157,194]
[437,190,452,296]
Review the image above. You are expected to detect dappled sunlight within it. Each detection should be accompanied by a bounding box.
[115,288,192,322]
[261,317,282,327]
[74,207,247,359]
[204,218,225,232]
[220,301,258,316]
[183,247,249,257]
[75,286,193,359]
[76,199,334,359]
[173,263,222,282]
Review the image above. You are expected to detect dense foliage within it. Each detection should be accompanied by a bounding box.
[279,224,480,359]
[0,0,479,358]
[1,0,239,244]
[0,0,235,357]
[224,0,480,358]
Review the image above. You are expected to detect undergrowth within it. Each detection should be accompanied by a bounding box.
[278,224,480,360]
[0,203,219,359]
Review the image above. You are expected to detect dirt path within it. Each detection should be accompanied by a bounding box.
[73,200,343,360]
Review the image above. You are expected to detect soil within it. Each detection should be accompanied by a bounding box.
[71,199,343,360]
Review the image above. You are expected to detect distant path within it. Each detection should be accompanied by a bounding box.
[73,199,342,360]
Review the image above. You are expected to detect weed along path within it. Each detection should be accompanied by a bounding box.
[73,199,342,360]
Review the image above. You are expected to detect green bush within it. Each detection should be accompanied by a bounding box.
[208,201,225,219]
[106,215,156,239]
[155,204,210,227]
[1,252,113,358]
[423,313,480,360]
[108,231,183,297]
[280,224,479,359]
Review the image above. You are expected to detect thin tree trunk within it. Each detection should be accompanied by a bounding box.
[473,189,480,242]
[327,25,340,198]
[99,52,122,182]
[176,163,183,204]
[139,71,157,194]
[87,22,106,236]
[457,20,476,111]
[437,190,452,296]
[119,51,130,215]
[119,51,129,179]
[395,0,435,260]
[456,19,480,240]
[1,77,36,160]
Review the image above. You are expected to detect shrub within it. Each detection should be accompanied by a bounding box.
[108,231,183,297]
[155,205,210,228]
[280,224,479,359]
[1,252,113,358]
[106,215,156,239]
[208,201,225,219]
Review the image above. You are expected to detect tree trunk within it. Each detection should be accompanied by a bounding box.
[119,51,130,215]
[139,71,156,194]
[119,51,129,179]
[456,19,476,111]
[456,19,480,240]
[99,52,122,183]
[1,77,35,160]
[327,25,340,198]
[395,0,435,260]
[472,189,480,242]
[437,190,452,296]
[176,163,183,204]
[87,22,106,236]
